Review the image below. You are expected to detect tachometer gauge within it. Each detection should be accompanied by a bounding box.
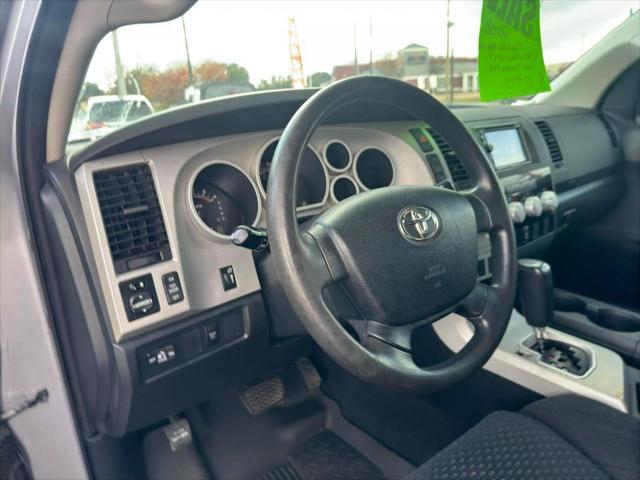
[192,184,243,235]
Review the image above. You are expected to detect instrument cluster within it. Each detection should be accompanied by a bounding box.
[190,136,396,238]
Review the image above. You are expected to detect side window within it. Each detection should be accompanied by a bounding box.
[127,102,152,121]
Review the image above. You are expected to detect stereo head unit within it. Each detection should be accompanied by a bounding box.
[479,125,531,171]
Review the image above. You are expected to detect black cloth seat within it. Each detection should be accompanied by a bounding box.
[407,395,640,480]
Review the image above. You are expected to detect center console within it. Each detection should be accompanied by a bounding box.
[429,119,637,415]
[475,124,559,248]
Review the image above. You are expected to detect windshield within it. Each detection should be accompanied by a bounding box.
[68,0,639,146]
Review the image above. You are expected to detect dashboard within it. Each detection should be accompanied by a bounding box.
[46,90,623,436]
[75,124,433,341]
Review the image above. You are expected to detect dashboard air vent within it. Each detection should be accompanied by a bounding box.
[597,114,619,148]
[93,164,172,274]
[534,120,564,167]
[426,127,472,189]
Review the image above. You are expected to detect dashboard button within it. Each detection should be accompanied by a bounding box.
[425,154,447,182]
[220,265,237,291]
[119,274,160,320]
[129,292,154,314]
[145,344,176,366]
[162,271,184,305]
[203,323,220,347]
[410,128,434,152]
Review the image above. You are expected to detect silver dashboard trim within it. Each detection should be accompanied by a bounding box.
[433,309,628,412]
[187,160,262,240]
[329,174,360,203]
[352,145,396,191]
[75,155,192,342]
[254,137,329,213]
[518,332,598,380]
[322,139,353,173]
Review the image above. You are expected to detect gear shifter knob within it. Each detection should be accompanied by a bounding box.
[518,259,554,332]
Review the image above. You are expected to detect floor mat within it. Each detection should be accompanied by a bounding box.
[261,431,383,480]
[316,350,541,465]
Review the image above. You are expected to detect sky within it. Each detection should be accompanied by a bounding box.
[86,0,639,89]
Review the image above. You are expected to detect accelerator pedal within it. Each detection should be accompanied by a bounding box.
[240,376,285,415]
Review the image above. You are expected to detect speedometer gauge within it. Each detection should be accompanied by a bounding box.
[190,162,260,238]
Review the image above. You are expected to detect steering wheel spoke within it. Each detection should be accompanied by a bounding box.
[463,191,493,233]
[297,231,335,292]
[365,319,421,353]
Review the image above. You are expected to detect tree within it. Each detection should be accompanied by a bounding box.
[309,72,331,87]
[194,60,228,84]
[227,63,250,84]
[256,75,292,90]
[126,60,252,110]
[130,64,189,110]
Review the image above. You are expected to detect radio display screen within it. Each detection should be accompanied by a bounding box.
[485,128,529,169]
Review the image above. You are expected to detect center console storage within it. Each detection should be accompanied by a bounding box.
[552,288,640,367]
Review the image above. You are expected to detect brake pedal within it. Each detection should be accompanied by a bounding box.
[240,376,284,415]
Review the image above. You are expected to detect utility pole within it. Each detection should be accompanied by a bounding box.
[369,17,373,75]
[354,24,359,75]
[445,0,453,102]
[449,49,455,102]
[182,16,193,86]
[112,29,126,98]
[288,18,305,88]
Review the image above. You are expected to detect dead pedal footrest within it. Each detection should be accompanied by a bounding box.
[240,376,285,415]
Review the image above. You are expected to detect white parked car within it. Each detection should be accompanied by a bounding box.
[69,94,154,142]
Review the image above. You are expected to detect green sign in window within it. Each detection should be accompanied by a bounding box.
[479,0,551,102]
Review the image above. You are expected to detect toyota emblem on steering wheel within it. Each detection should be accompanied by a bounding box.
[398,206,441,242]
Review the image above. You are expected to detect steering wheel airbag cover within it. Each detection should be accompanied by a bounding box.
[308,185,478,326]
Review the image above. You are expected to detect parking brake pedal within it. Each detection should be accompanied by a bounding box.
[240,377,285,415]
[296,357,322,391]
[143,418,207,480]
[163,417,193,451]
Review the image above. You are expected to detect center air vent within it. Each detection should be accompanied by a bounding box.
[534,120,564,167]
[93,164,172,274]
[426,127,472,190]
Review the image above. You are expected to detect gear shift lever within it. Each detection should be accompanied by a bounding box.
[518,259,554,349]
[517,259,591,376]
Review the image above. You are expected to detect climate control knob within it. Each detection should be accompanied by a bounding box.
[524,196,543,218]
[508,201,526,223]
[540,190,559,212]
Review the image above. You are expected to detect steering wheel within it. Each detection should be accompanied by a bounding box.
[266,77,517,393]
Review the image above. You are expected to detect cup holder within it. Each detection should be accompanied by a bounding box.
[554,291,640,332]
[587,308,640,332]
[555,292,587,314]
